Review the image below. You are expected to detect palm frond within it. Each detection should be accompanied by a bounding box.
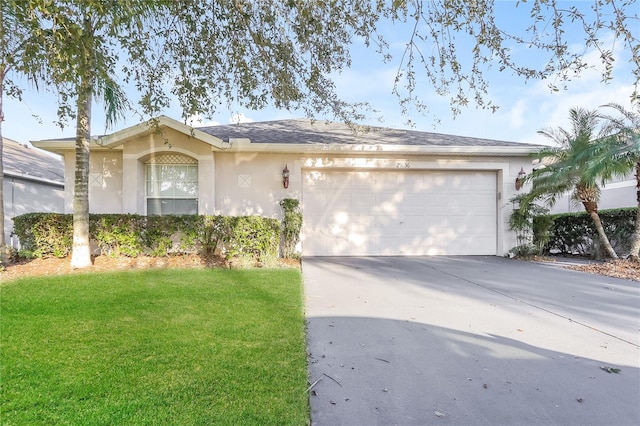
[95,76,129,130]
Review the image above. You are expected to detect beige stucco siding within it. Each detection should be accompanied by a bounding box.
[61,151,124,213]
[214,152,299,217]
[89,151,123,213]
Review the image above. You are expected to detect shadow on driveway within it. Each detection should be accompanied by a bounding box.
[307,317,639,426]
[304,256,640,426]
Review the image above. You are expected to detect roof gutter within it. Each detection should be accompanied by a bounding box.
[4,171,64,187]
[222,142,540,156]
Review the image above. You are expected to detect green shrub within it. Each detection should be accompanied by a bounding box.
[12,213,73,258]
[280,198,303,259]
[144,215,197,256]
[537,208,635,257]
[223,216,280,262]
[93,214,146,257]
[12,213,281,263]
[197,215,229,256]
[508,196,552,257]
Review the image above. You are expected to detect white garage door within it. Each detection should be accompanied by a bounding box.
[302,170,497,256]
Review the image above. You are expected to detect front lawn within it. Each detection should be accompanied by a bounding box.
[0,269,309,425]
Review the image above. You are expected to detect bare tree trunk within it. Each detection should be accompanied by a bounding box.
[629,162,640,261]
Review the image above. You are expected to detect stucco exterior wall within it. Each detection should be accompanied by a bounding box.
[214,152,298,217]
[89,151,123,213]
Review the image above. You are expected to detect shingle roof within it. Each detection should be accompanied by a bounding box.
[3,138,64,184]
[198,118,532,147]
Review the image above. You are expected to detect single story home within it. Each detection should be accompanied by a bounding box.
[32,116,540,256]
[2,137,65,246]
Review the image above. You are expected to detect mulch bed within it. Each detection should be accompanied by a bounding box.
[1,254,300,282]
[564,259,640,282]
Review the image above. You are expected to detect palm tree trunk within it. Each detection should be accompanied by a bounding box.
[629,162,640,261]
[70,16,94,269]
[582,201,618,259]
[70,72,93,269]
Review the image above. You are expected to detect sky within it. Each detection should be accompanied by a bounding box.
[2,1,637,148]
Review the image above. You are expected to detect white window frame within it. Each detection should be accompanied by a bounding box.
[145,155,198,215]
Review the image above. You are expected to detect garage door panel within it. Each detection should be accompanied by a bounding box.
[350,172,375,189]
[304,192,328,211]
[400,215,425,231]
[396,193,425,212]
[398,237,448,256]
[305,172,342,189]
[467,194,497,211]
[447,194,494,215]
[351,193,376,212]
[422,173,448,189]
[375,219,402,237]
[302,170,497,256]
[321,196,347,212]
[424,194,449,214]
[448,237,496,255]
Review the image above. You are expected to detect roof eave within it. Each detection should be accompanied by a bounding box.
[32,116,227,152]
[97,116,226,149]
[224,142,540,156]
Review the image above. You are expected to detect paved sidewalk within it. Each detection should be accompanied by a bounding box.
[303,256,640,426]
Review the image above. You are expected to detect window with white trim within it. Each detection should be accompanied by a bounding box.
[145,154,198,215]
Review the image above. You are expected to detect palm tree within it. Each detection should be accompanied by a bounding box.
[526,107,618,259]
[589,102,640,259]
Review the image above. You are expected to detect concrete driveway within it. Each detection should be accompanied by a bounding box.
[303,256,640,426]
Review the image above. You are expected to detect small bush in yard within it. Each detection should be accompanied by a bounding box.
[12,213,73,258]
[280,198,303,259]
[223,216,280,262]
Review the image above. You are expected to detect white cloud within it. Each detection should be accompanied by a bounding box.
[507,100,527,130]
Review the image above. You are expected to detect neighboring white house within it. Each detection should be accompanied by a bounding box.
[2,138,65,246]
[32,116,541,256]
[546,173,636,214]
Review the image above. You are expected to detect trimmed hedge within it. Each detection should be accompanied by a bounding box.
[534,208,636,257]
[13,213,280,262]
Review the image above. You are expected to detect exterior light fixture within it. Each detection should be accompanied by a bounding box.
[515,167,526,191]
[282,165,290,189]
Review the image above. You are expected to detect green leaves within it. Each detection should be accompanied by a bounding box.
[12,213,282,263]
[280,198,302,259]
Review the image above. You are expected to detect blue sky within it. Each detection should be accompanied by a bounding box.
[3,1,637,147]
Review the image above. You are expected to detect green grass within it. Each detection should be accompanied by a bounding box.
[0,269,309,425]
